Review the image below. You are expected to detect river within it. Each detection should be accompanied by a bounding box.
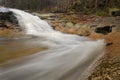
[0,7,105,80]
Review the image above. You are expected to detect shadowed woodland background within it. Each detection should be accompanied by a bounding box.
[0,0,120,15]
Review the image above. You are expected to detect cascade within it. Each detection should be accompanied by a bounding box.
[0,7,105,80]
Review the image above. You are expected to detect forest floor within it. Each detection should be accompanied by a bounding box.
[41,13,120,80]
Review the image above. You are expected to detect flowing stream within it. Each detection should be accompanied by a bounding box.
[0,8,105,80]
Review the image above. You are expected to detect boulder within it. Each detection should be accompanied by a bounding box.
[0,11,18,24]
[0,10,19,29]
[111,10,120,16]
[95,26,113,35]
[65,22,74,28]
[74,23,83,28]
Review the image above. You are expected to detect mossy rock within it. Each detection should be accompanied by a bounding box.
[111,11,120,16]
[109,8,120,16]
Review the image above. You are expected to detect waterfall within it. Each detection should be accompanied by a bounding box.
[0,8,105,80]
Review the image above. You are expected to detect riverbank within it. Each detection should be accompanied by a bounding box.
[40,13,120,80]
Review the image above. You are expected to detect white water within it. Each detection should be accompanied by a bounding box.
[0,8,105,80]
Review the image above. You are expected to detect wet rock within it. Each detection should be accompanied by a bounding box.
[112,11,120,16]
[0,9,22,36]
[0,11,19,29]
[91,17,120,33]
[0,11,18,24]
[95,26,113,35]
[65,22,74,28]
